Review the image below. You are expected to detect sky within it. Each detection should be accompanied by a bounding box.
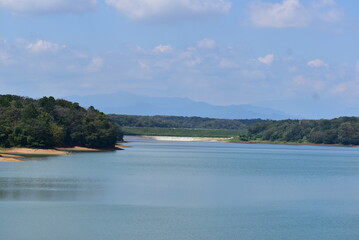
[1,0,359,118]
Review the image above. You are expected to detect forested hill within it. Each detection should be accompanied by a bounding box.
[241,117,359,145]
[0,95,121,149]
[108,114,268,130]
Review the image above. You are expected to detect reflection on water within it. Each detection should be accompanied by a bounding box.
[1,140,359,240]
[0,177,104,201]
[1,141,359,205]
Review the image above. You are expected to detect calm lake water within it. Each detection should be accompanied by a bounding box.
[1,139,359,240]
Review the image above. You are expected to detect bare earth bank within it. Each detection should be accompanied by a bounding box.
[124,135,229,142]
[0,148,69,155]
[0,154,25,162]
[0,146,124,162]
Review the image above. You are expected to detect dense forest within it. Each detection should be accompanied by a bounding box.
[121,127,242,138]
[109,114,267,130]
[0,95,121,149]
[238,117,359,145]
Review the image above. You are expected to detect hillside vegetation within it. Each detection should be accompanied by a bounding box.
[237,117,359,145]
[109,115,266,138]
[121,127,242,138]
[0,95,121,149]
[109,115,267,130]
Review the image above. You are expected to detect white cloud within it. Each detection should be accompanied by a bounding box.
[27,40,65,53]
[293,75,325,90]
[258,54,274,65]
[87,57,104,72]
[312,0,343,23]
[3,36,358,111]
[105,0,231,21]
[219,59,237,68]
[0,50,11,64]
[247,0,343,28]
[331,80,359,95]
[186,57,202,67]
[0,0,97,14]
[248,0,308,28]
[307,59,328,68]
[197,38,216,49]
[153,45,173,53]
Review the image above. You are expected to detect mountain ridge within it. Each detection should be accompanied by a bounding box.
[66,91,292,120]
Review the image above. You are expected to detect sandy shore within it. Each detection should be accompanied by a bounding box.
[0,148,69,155]
[125,135,229,142]
[0,154,25,162]
[0,157,24,162]
[116,144,132,148]
[56,146,103,152]
[56,146,123,152]
[0,145,123,163]
[0,148,68,162]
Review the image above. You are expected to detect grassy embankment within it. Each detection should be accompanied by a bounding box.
[228,136,359,147]
[122,127,244,138]
[228,136,309,145]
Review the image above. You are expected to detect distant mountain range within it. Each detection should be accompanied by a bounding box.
[254,98,359,120]
[66,91,292,120]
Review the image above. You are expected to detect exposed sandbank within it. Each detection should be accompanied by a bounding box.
[0,145,124,163]
[0,158,24,162]
[56,146,123,152]
[125,135,229,142]
[116,144,132,148]
[0,154,24,162]
[125,135,357,148]
[0,148,69,155]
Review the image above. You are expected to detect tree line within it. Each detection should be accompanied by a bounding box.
[109,114,268,130]
[239,117,359,145]
[0,95,121,149]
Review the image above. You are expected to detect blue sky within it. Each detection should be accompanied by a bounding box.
[1,0,359,118]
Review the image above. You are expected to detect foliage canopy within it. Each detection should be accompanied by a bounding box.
[109,114,267,130]
[239,117,359,145]
[0,95,121,148]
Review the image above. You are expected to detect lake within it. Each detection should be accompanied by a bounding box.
[1,139,359,240]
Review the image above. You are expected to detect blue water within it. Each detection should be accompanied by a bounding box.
[1,140,359,240]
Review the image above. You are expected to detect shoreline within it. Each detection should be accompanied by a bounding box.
[0,154,25,162]
[229,140,358,148]
[124,135,229,142]
[0,148,70,162]
[0,145,124,162]
[0,148,70,156]
[56,146,124,152]
[125,135,358,148]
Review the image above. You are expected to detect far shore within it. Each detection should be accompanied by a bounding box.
[124,135,359,148]
[229,140,359,148]
[124,135,229,142]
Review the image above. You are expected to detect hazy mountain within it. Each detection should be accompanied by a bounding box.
[66,91,291,120]
[255,97,359,120]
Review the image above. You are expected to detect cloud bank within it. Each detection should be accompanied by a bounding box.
[27,40,65,53]
[1,37,358,110]
[105,0,231,21]
[247,0,343,28]
[258,54,274,65]
[0,0,97,14]
[307,59,328,68]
